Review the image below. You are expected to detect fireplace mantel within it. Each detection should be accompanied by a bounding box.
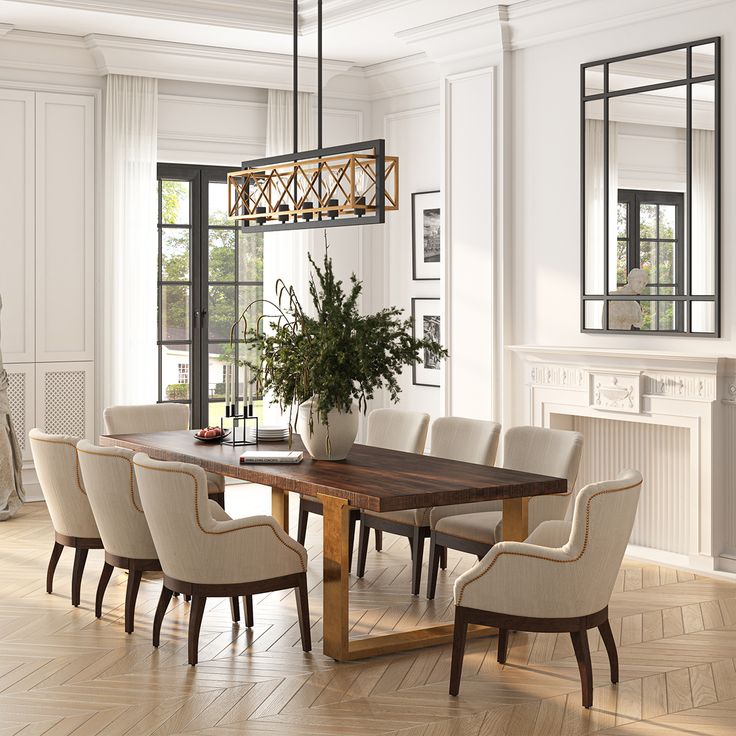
[508,345,736,576]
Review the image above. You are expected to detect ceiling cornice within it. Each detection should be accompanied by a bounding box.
[398,0,734,72]
[0,23,14,36]
[84,33,355,89]
[9,0,294,34]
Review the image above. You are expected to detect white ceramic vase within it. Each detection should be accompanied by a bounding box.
[297,398,359,461]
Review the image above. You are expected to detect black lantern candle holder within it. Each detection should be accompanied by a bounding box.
[221,406,259,447]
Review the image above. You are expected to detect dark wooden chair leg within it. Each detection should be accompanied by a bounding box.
[46,541,64,594]
[243,595,254,627]
[598,619,619,683]
[440,545,448,570]
[230,596,240,623]
[188,595,207,666]
[153,586,173,647]
[570,629,594,708]
[124,569,143,634]
[426,534,442,600]
[297,501,309,546]
[356,520,370,578]
[71,548,88,607]
[410,527,425,596]
[374,529,383,551]
[347,514,356,572]
[295,574,312,652]
[497,628,509,664]
[449,608,469,696]
[95,562,114,618]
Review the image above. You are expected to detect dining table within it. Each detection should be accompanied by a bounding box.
[100,430,567,662]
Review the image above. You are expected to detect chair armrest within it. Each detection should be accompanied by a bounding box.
[454,539,577,615]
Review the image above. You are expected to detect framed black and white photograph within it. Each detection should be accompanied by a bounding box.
[412,190,441,281]
[411,298,442,387]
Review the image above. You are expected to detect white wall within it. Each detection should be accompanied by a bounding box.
[510,3,735,364]
[370,88,443,421]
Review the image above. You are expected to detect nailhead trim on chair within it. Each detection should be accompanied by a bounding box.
[32,436,87,496]
[455,480,642,605]
[78,447,143,513]
[133,460,307,572]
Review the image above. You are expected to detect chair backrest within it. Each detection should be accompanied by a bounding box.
[132,452,210,582]
[103,403,190,435]
[29,429,99,539]
[566,469,642,614]
[429,417,501,465]
[503,426,584,530]
[366,408,430,453]
[77,440,158,561]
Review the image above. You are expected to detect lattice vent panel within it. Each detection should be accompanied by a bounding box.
[6,372,26,452]
[44,370,86,437]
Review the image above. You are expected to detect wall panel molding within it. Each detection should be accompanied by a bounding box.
[35,92,95,362]
[0,88,35,363]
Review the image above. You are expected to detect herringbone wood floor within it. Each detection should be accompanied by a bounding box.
[2,487,736,735]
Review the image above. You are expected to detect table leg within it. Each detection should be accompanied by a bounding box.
[319,494,351,660]
[271,487,290,534]
[319,493,496,661]
[502,496,529,542]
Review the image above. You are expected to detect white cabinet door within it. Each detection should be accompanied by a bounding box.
[0,89,35,363]
[35,93,95,363]
[35,362,94,440]
[4,363,34,463]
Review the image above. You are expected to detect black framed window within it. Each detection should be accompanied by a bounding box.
[617,189,684,331]
[157,164,264,428]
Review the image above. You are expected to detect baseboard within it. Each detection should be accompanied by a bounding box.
[626,544,736,581]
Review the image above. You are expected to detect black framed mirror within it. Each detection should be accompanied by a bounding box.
[581,38,720,335]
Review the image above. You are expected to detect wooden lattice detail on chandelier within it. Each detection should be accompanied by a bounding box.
[227,139,399,232]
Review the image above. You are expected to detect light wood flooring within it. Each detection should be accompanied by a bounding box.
[3,488,736,735]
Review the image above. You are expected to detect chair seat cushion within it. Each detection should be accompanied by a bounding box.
[434,510,503,545]
[430,500,502,529]
[363,507,431,527]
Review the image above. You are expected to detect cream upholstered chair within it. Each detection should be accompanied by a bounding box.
[297,408,430,571]
[356,415,493,596]
[29,429,103,606]
[133,452,311,665]
[104,404,226,506]
[449,469,643,708]
[426,425,583,599]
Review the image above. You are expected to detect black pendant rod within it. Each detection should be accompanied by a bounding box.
[318,0,323,149]
[293,0,298,155]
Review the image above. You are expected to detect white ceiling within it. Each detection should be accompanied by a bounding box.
[0,0,530,66]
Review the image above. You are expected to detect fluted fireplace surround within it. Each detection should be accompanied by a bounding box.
[510,346,736,576]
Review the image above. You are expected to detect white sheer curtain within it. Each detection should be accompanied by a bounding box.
[263,90,315,309]
[691,128,715,332]
[262,90,315,424]
[102,75,158,409]
[584,119,618,328]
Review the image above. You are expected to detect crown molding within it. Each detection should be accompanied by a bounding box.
[0,23,14,36]
[398,0,734,71]
[84,33,355,89]
[9,0,294,34]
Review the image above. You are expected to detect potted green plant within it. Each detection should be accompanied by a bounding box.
[233,248,447,460]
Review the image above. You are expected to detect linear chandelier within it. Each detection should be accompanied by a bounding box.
[227,0,399,232]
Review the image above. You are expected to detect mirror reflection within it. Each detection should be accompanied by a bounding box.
[581,39,720,335]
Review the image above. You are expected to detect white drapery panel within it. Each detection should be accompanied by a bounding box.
[263,90,315,310]
[103,75,158,409]
[262,91,315,424]
[584,119,618,328]
[691,128,715,332]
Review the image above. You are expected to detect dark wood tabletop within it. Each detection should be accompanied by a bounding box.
[100,430,567,513]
